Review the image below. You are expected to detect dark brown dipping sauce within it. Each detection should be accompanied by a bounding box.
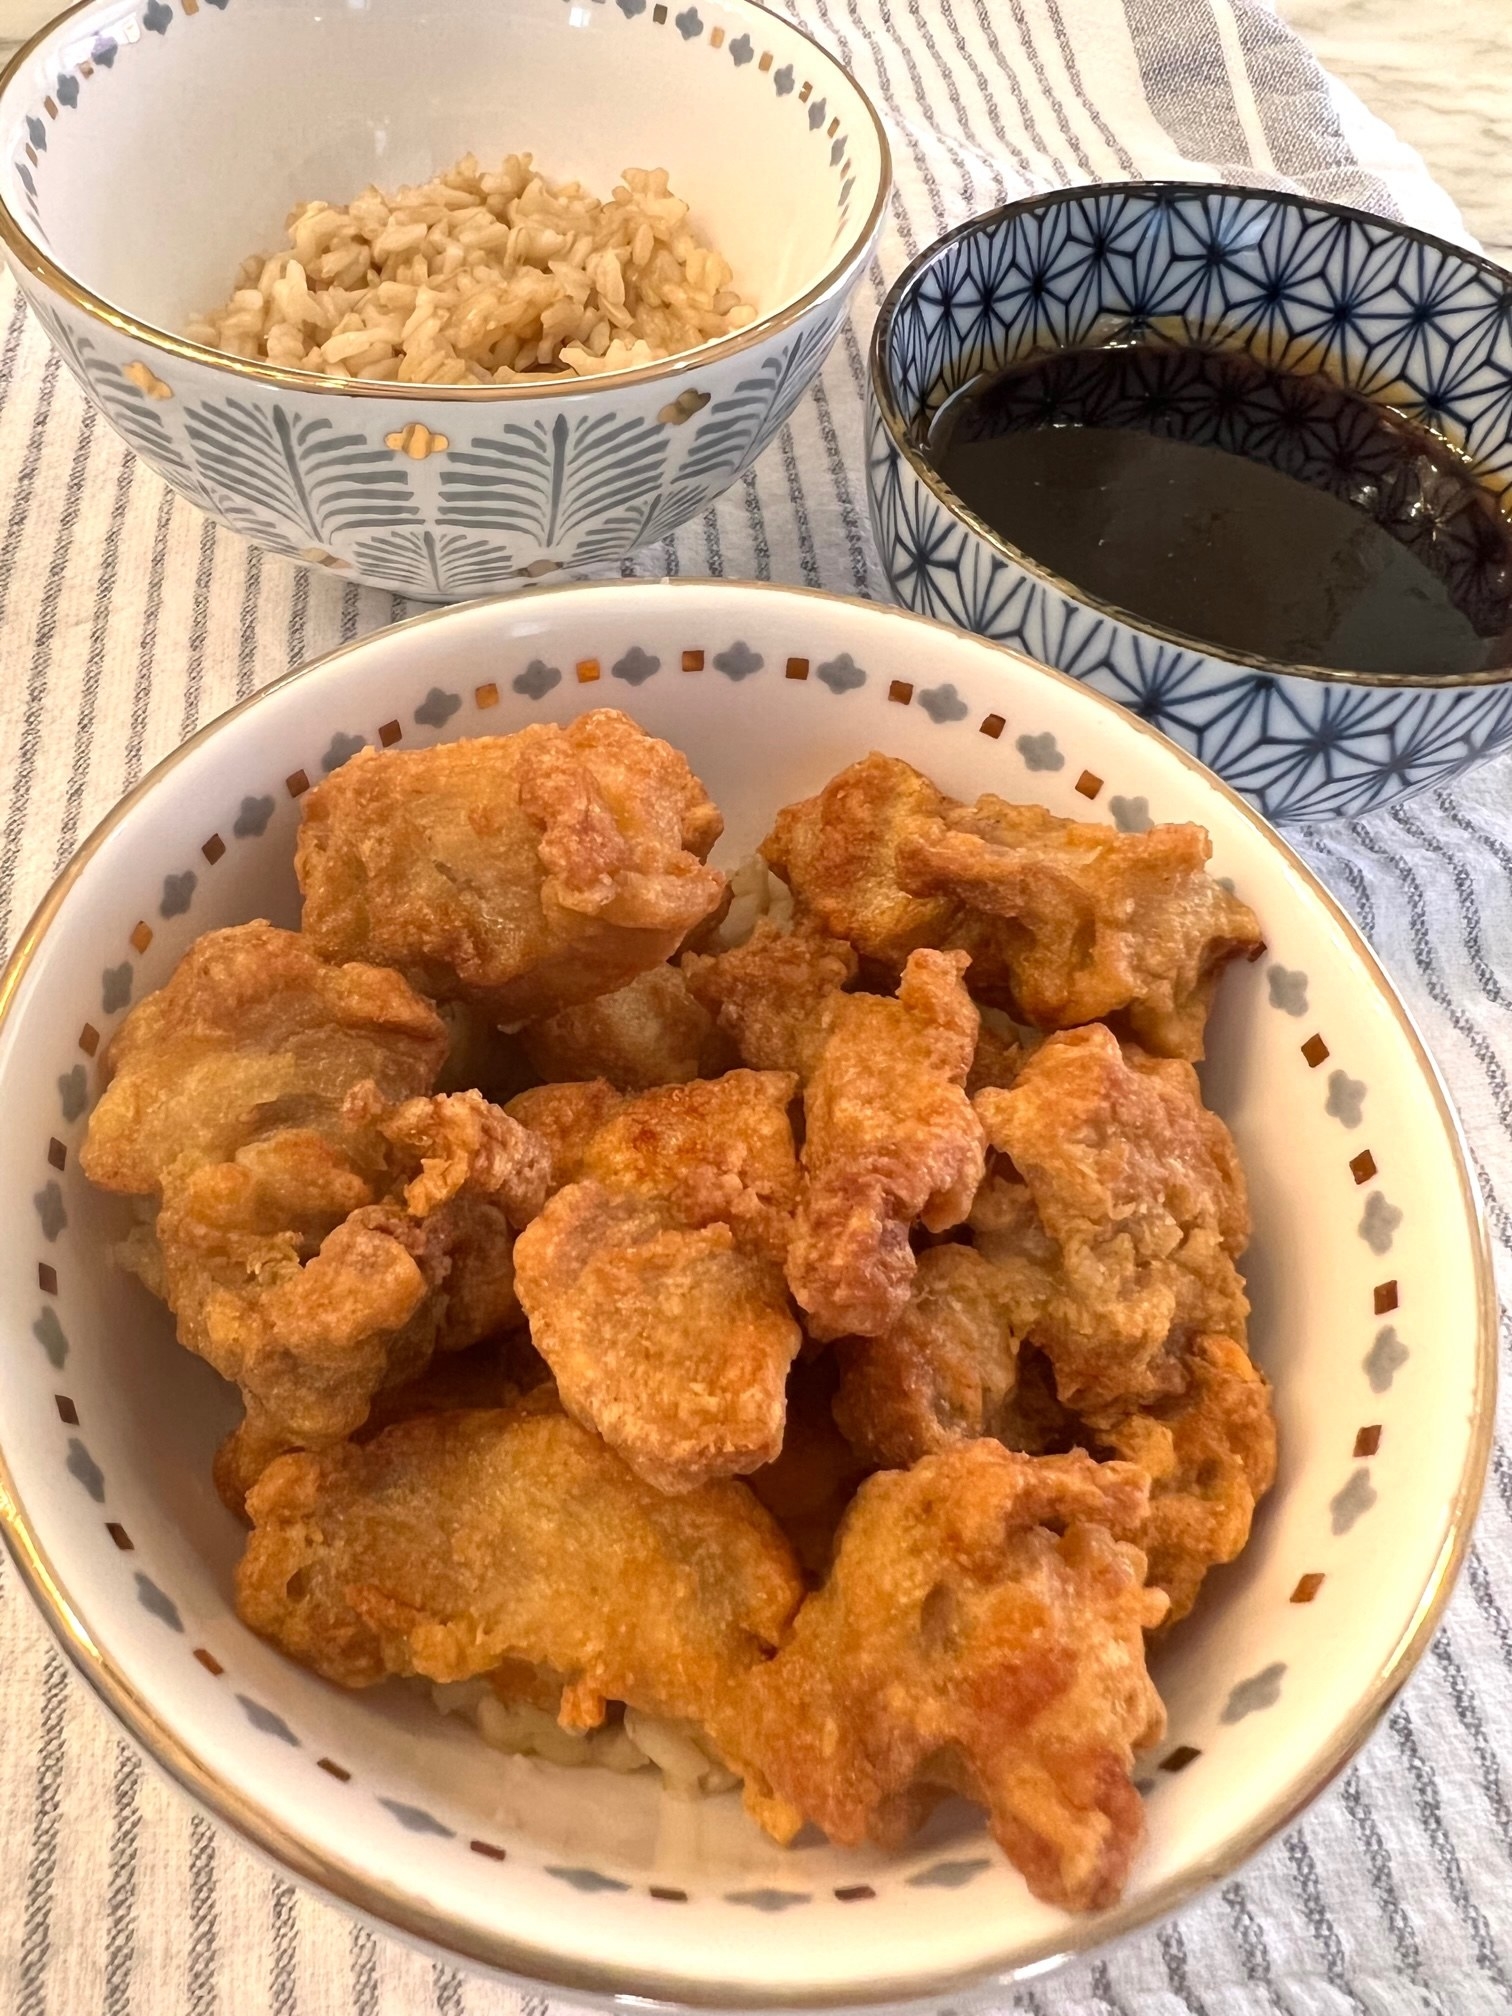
[921,342,1512,677]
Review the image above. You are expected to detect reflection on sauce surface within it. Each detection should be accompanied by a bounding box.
[922,342,1512,678]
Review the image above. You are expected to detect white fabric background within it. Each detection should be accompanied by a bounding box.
[0,1,1509,2011]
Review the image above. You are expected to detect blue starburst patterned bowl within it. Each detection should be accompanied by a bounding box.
[868,183,1512,825]
[0,0,887,598]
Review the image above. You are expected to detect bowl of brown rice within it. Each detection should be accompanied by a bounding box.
[0,0,888,596]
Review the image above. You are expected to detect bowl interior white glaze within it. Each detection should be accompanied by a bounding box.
[1,0,882,341]
[0,583,1491,2008]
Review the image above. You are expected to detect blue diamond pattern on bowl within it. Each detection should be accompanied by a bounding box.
[869,183,1512,822]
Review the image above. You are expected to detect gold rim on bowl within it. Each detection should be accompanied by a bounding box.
[869,179,1512,691]
[0,580,1496,2010]
[0,0,892,404]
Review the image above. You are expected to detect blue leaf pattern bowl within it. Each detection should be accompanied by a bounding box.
[0,0,888,596]
[867,183,1512,825]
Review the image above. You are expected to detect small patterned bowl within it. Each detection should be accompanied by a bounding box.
[868,182,1512,825]
[0,0,887,598]
[0,581,1493,2007]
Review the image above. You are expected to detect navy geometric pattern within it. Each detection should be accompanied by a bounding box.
[869,183,1512,823]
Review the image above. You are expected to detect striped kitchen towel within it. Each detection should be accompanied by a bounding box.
[0,1,1507,2012]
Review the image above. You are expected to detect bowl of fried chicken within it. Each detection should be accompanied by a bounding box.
[0,581,1492,2008]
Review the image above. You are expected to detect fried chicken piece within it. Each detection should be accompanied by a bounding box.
[149,1091,535,1511]
[513,1185,801,1493]
[519,964,728,1091]
[761,753,956,968]
[786,951,985,1340]
[682,918,859,1078]
[970,1026,1249,1414]
[1099,1335,1276,1623]
[579,1069,800,1265]
[832,1245,1022,1468]
[80,922,447,1196]
[747,1357,872,1580]
[897,800,1261,1059]
[744,1444,1167,1911]
[237,1407,804,1782]
[503,1080,626,1197]
[296,712,727,1022]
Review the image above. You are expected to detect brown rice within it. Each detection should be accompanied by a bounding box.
[187,153,756,385]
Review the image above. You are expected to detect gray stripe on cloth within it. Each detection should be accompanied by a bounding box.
[433,1963,466,2014]
[271,1879,298,2016]
[777,425,822,586]
[350,1924,378,2016]
[1001,0,1101,178]
[285,557,312,679]
[923,0,1036,181]
[1121,0,1250,171]
[1158,1919,1214,2016]
[1389,1702,1511,1994]
[235,543,265,702]
[186,1814,218,2016]
[16,1651,70,2016]
[1427,1634,1512,1862]
[807,377,875,595]
[740,469,773,581]
[702,498,725,578]
[1337,1769,1445,2010]
[123,487,178,791]
[54,449,136,865]
[1089,1957,1136,2016]
[800,0,931,252]
[0,374,93,957]
[890,0,1014,204]
[968,0,1072,179]
[1282,1827,1372,2016]
[1227,0,1404,216]
[1221,1879,1297,2014]
[178,514,220,742]
[103,1745,143,2016]
[1041,0,1141,174]
[842,0,984,216]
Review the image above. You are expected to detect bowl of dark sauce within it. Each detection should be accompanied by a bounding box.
[868,182,1512,822]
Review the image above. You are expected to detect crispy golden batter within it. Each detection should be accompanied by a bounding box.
[786,951,985,1340]
[747,1357,872,1581]
[296,712,726,1022]
[832,1245,1022,1468]
[682,918,859,1078]
[503,1080,626,1196]
[237,1407,804,1776]
[365,1087,548,1224]
[744,1444,1166,1911]
[971,1026,1250,1414]
[519,964,727,1091]
[761,756,1259,1059]
[1100,1335,1276,1623]
[761,754,956,968]
[513,1184,801,1493]
[579,1069,800,1265]
[146,1090,535,1510]
[897,799,1261,1060]
[80,922,447,1196]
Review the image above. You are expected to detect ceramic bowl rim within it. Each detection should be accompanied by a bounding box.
[0,0,891,404]
[869,178,1512,693]
[0,578,1496,2011]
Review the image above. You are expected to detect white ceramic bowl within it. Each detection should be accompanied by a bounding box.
[0,582,1493,2009]
[0,0,887,596]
